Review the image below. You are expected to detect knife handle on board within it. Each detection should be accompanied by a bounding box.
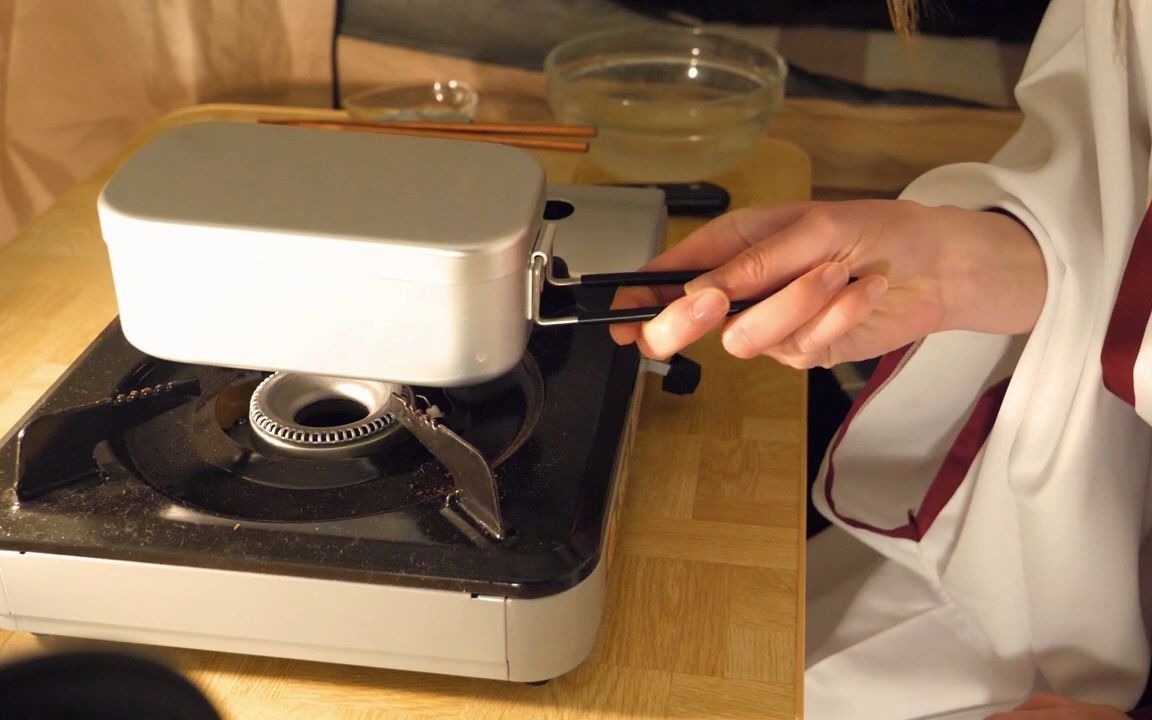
[607,182,731,217]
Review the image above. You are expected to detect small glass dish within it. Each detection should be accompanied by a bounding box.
[545,27,787,181]
[343,80,479,123]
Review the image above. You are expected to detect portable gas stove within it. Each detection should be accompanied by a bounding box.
[0,182,687,682]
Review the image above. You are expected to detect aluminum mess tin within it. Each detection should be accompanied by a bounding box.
[98,121,546,386]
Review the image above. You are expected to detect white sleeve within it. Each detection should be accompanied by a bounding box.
[822,0,1152,708]
[900,0,1152,423]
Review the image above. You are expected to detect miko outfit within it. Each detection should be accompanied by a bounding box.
[805,1,1152,718]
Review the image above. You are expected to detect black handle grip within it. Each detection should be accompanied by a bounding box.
[575,269,709,287]
[609,182,731,216]
[573,299,757,325]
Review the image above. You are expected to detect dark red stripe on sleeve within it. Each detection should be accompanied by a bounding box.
[822,346,1011,541]
[909,377,1010,538]
[822,344,919,540]
[1102,204,1152,407]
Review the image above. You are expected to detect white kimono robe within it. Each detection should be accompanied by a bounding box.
[806,1,1152,718]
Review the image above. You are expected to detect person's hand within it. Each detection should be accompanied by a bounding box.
[985,693,1132,719]
[609,200,1046,367]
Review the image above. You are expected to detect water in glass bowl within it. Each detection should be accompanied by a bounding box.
[549,56,782,181]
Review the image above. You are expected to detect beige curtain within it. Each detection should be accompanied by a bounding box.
[0,0,334,248]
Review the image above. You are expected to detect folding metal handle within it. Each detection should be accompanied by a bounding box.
[529,224,754,327]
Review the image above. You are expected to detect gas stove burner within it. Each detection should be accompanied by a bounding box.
[248,373,413,459]
[0,181,667,683]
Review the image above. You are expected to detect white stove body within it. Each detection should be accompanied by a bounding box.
[0,543,606,682]
[0,183,664,682]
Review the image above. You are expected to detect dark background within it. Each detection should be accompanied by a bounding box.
[338,0,1052,108]
[616,0,1051,42]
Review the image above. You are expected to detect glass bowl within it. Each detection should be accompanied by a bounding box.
[343,80,478,123]
[545,27,787,182]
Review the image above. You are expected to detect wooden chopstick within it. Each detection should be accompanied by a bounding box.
[262,118,597,138]
[257,118,594,152]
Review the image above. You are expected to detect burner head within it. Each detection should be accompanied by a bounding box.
[248,373,413,459]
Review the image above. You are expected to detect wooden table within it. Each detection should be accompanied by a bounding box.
[0,105,811,719]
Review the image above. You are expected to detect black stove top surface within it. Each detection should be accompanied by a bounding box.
[0,318,641,599]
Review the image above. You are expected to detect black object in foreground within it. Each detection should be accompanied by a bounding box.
[0,651,221,720]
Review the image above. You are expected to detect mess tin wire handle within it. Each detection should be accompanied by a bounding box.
[530,226,757,326]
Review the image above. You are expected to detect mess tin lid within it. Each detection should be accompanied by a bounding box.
[99,122,547,284]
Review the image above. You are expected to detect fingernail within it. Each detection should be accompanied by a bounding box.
[688,289,727,323]
[821,263,849,291]
[865,275,889,302]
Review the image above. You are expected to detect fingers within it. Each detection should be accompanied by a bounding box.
[615,261,889,367]
[626,260,887,365]
[716,262,848,360]
[610,203,820,347]
[646,203,817,273]
[632,287,730,360]
[722,271,888,368]
[686,205,846,300]
[608,286,661,345]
